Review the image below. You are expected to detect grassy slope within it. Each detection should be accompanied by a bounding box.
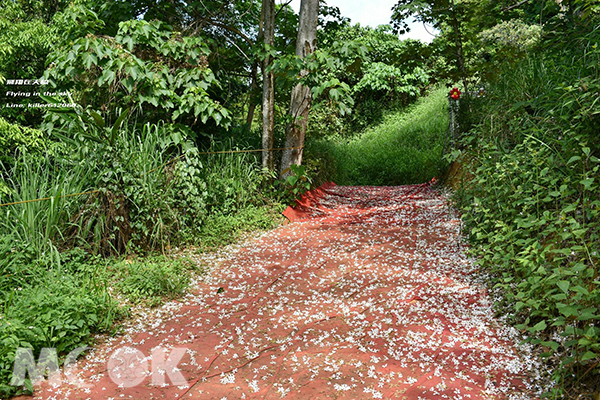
[311,87,449,186]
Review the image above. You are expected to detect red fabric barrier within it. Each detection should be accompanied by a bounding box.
[282,181,337,222]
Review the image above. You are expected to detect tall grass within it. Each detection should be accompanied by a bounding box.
[0,153,89,261]
[117,123,178,252]
[199,144,264,213]
[1,122,278,255]
[308,87,449,186]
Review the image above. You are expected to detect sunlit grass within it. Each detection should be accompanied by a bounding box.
[311,87,449,185]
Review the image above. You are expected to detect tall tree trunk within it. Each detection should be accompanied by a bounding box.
[279,0,319,178]
[261,0,275,171]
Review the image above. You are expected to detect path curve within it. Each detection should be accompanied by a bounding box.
[27,183,538,399]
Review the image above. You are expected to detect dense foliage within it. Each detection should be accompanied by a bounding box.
[44,6,231,135]
[0,1,58,126]
[452,9,600,398]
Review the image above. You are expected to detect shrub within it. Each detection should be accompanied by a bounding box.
[454,23,600,396]
[0,257,120,398]
[113,256,196,305]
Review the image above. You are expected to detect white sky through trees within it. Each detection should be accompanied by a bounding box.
[286,0,438,43]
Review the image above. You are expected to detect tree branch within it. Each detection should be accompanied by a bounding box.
[504,0,532,12]
[203,18,255,46]
[275,0,294,21]
[191,16,254,46]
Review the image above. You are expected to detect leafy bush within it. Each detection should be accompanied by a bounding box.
[276,164,313,205]
[0,118,54,199]
[0,117,48,161]
[113,256,196,305]
[0,3,58,126]
[0,235,40,295]
[454,23,600,396]
[306,25,433,138]
[44,115,194,254]
[353,63,429,100]
[43,5,230,134]
[0,254,121,398]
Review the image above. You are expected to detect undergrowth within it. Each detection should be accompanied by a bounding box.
[453,23,600,398]
[0,246,122,397]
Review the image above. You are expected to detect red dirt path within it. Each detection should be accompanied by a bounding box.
[26,183,538,399]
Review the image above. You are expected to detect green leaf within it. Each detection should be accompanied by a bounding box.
[98,69,116,86]
[557,280,570,293]
[122,36,134,51]
[541,341,560,351]
[127,65,140,80]
[24,378,33,393]
[111,110,129,144]
[531,320,547,332]
[578,307,598,321]
[580,178,595,190]
[213,111,222,126]
[557,303,579,317]
[122,76,135,93]
[581,351,597,361]
[89,110,105,128]
[82,53,98,69]
[571,285,590,296]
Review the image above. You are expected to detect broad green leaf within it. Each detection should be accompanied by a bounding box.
[98,69,116,86]
[556,303,579,317]
[557,280,570,293]
[531,320,547,332]
[89,110,105,128]
[122,76,135,93]
[580,178,595,190]
[213,112,222,126]
[541,341,560,351]
[581,351,597,361]
[578,307,598,320]
[82,53,97,69]
[572,285,590,296]
[122,36,134,51]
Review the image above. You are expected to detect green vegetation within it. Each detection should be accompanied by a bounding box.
[451,13,600,399]
[112,256,198,305]
[308,87,448,185]
[0,1,59,126]
[0,246,121,396]
[2,0,599,397]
